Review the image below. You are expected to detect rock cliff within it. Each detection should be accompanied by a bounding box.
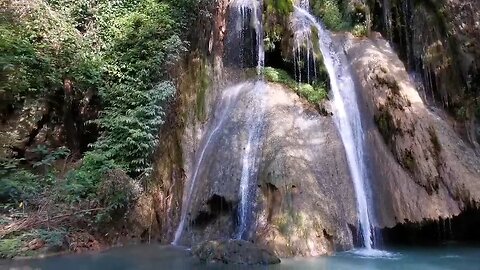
[343,33,480,228]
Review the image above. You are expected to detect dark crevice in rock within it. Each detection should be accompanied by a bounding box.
[348,223,361,247]
[26,108,51,148]
[264,41,297,80]
[224,8,257,70]
[191,194,234,229]
[192,211,217,229]
[260,182,282,223]
[381,208,480,246]
[323,229,333,241]
[207,194,233,214]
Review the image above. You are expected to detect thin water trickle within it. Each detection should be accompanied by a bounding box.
[233,0,266,239]
[231,0,264,74]
[172,84,245,245]
[174,0,266,244]
[237,81,266,239]
[299,0,309,9]
[292,6,375,250]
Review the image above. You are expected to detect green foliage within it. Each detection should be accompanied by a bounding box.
[32,146,70,173]
[266,0,294,15]
[2,0,199,183]
[195,63,211,122]
[0,160,40,206]
[264,67,328,104]
[90,0,186,177]
[312,0,347,30]
[310,0,366,31]
[352,23,368,37]
[0,228,66,258]
[63,151,117,202]
[95,170,138,224]
[264,67,298,89]
[0,0,206,250]
[374,108,395,144]
[0,145,71,207]
[35,228,67,247]
[93,81,175,174]
[299,82,328,103]
[0,236,24,259]
[0,0,100,100]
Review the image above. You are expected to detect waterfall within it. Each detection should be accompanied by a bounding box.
[299,0,309,9]
[292,6,375,250]
[231,0,264,74]
[172,84,245,245]
[382,0,393,43]
[174,0,266,245]
[232,0,266,240]
[237,81,266,239]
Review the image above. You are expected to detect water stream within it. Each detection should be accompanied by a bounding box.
[236,81,266,239]
[231,0,266,240]
[174,0,266,244]
[292,6,375,250]
[172,84,245,245]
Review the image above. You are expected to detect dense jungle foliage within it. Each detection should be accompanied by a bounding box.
[0,0,206,256]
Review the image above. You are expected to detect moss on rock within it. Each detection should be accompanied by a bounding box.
[263,67,328,104]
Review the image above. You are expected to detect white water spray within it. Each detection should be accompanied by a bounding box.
[231,0,266,239]
[236,81,266,239]
[172,84,244,245]
[231,0,264,75]
[174,0,266,244]
[292,6,375,249]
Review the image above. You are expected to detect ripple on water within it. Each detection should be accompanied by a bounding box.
[342,249,401,260]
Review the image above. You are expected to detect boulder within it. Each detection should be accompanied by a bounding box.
[192,239,280,265]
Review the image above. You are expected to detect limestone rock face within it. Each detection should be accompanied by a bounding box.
[0,100,49,158]
[173,81,356,256]
[192,239,281,265]
[254,83,356,256]
[372,0,480,149]
[343,33,480,228]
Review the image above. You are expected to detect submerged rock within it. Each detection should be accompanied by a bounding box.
[192,239,281,265]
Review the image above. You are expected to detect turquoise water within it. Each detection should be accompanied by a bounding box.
[1,245,480,270]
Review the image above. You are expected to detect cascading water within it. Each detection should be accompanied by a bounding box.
[236,81,266,239]
[172,84,245,245]
[173,0,266,245]
[291,6,376,250]
[231,0,266,240]
[231,0,264,75]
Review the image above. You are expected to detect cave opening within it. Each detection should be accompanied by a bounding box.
[191,194,234,229]
[264,41,295,77]
[264,40,321,84]
[224,8,257,70]
[207,194,234,214]
[381,208,480,247]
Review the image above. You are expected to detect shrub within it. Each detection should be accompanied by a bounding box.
[312,0,349,30]
[264,67,328,104]
[352,23,368,37]
[63,151,117,203]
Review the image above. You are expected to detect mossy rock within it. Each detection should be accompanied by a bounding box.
[263,67,328,104]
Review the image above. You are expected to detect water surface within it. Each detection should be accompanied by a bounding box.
[2,245,479,270]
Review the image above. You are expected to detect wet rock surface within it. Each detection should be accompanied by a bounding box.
[174,82,356,256]
[192,239,280,265]
[254,83,356,256]
[343,33,480,228]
